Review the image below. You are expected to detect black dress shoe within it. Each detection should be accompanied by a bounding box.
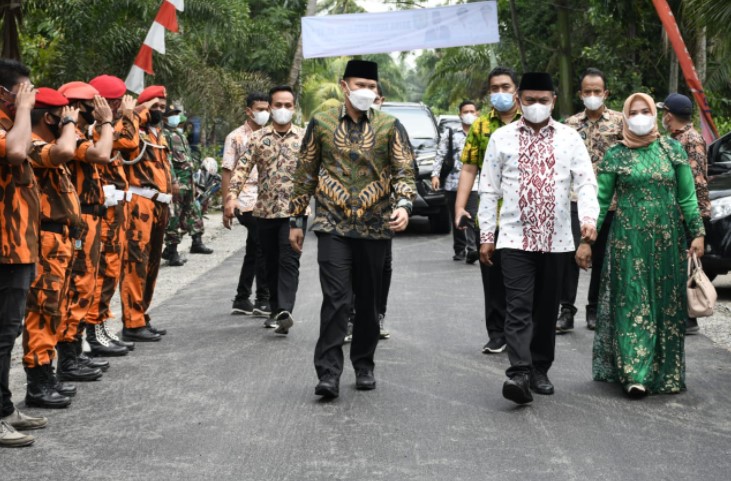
[315,378,339,398]
[502,374,533,405]
[122,327,161,342]
[556,306,575,334]
[530,371,555,395]
[586,305,597,330]
[465,250,479,265]
[355,370,376,391]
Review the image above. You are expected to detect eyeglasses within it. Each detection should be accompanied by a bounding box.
[0,86,16,98]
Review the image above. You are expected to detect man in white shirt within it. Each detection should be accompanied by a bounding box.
[221,92,270,316]
[478,72,598,405]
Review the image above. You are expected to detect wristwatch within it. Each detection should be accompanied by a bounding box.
[289,216,305,229]
[60,116,76,127]
[396,199,413,215]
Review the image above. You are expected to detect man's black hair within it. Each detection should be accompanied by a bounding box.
[0,58,31,90]
[458,100,477,112]
[30,108,56,126]
[246,92,268,108]
[268,85,294,103]
[487,67,518,88]
[671,112,692,123]
[579,67,607,90]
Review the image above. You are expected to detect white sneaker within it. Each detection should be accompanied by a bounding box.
[2,409,47,431]
[0,419,35,448]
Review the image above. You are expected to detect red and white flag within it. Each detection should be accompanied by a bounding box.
[125,0,184,94]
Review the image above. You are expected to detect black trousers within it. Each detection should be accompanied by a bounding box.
[0,263,34,418]
[235,211,268,302]
[587,211,615,308]
[379,240,393,316]
[256,218,300,315]
[559,202,582,309]
[446,190,479,255]
[480,230,506,340]
[314,233,388,379]
[501,249,568,377]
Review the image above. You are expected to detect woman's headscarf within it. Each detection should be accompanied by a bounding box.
[621,92,660,149]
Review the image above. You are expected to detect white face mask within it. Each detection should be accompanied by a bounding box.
[626,114,656,136]
[460,113,477,125]
[582,95,604,111]
[371,103,381,111]
[271,108,293,126]
[347,86,377,111]
[521,102,553,124]
[252,110,270,126]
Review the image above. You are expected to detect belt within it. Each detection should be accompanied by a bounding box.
[81,204,107,216]
[128,186,173,204]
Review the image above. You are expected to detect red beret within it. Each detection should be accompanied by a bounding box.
[35,87,70,109]
[137,85,167,105]
[58,81,99,101]
[89,75,127,99]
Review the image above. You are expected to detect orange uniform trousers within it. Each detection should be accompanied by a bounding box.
[120,195,169,329]
[23,231,74,368]
[86,202,127,324]
[57,212,101,342]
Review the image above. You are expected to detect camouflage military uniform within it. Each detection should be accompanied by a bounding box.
[163,127,204,247]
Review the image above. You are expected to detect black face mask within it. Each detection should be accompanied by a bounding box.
[80,108,95,125]
[47,114,61,138]
[149,110,163,125]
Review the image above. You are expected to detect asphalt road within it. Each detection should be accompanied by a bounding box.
[4,219,731,481]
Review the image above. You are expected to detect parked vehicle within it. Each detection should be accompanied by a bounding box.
[380,102,451,233]
[703,130,731,280]
[437,114,461,136]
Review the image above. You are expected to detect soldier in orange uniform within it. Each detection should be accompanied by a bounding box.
[120,85,172,342]
[0,60,47,448]
[23,87,102,409]
[56,81,127,363]
[86,74,138,353]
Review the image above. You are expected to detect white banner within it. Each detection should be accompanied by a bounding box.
[302,1,499,59]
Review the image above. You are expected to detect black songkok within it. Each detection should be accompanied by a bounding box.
[343,60,379,81]
[518,72,555,92]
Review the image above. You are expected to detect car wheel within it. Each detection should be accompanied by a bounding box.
[429,207,451,234]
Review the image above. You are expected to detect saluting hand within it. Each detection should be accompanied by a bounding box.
[60,106,80,125]
[389,207,409,232]
[14,82,36,111]
[120,95,136,114]
[93,95,114,123]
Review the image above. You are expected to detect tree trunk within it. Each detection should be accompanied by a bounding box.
[669,49,679,93]
[1,1,23,61]
[509,0,528,72]
[556,0,573,118]
[288,0,318,89]
[695,27,707,83]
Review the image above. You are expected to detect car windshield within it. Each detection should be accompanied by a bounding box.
[381,107,437,139]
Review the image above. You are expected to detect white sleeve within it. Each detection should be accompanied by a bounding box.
[571,132,599,227]
[478,134,502,244]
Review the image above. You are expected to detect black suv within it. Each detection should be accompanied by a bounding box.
[380,102,451,233]
[703,130,731,279]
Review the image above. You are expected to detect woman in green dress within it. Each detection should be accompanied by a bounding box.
[580,93,705,397]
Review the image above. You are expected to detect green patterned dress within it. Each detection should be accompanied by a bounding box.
[592,138,705,394]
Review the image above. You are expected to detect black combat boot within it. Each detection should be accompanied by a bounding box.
[161,244,173,261]
[167,244,186,266]
[145,313,167,336]
[102,320,135,351]
[74,337,110,371]
[47,364,77,397]
[56,341,103,382]
[86,323,129,357]
[25,366,72,409]
[190,234,213,254]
